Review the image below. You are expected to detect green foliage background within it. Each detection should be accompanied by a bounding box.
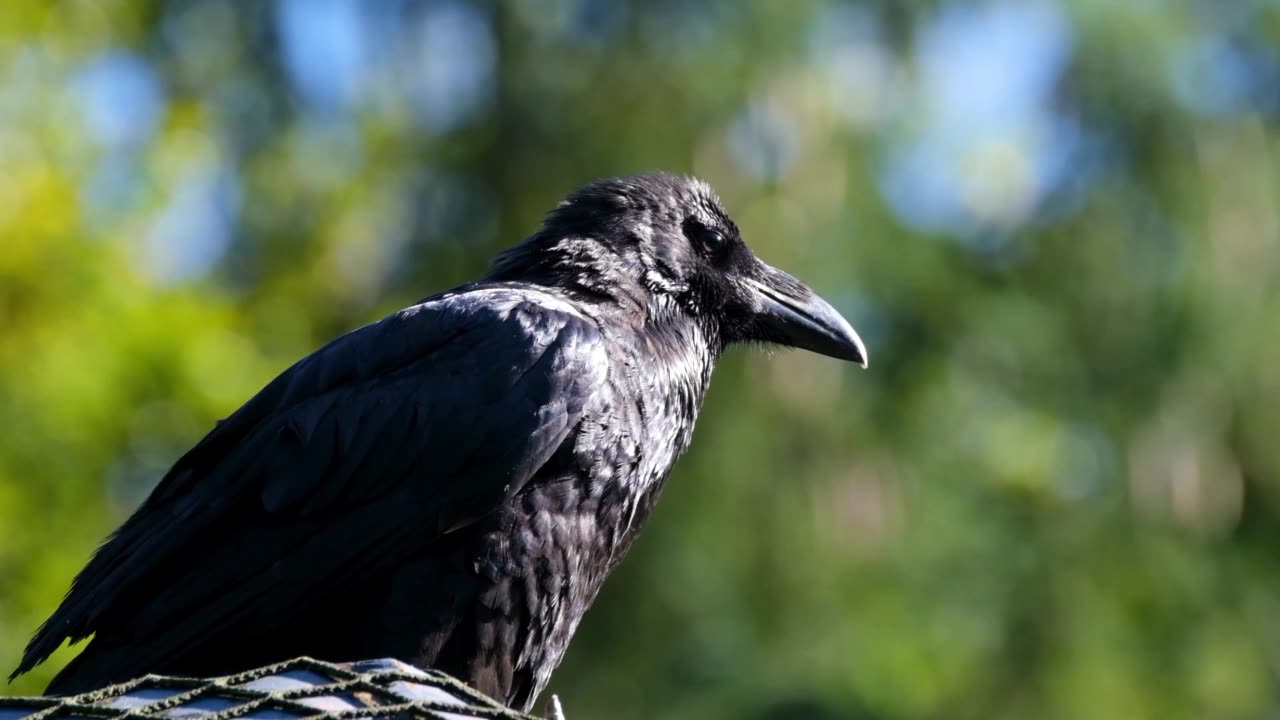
[2,1,1279,718]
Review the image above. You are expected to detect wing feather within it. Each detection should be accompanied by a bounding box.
[13,289,607,690]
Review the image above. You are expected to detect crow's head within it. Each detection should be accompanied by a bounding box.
[489,172,867,366]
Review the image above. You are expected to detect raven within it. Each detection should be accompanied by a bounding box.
[13,173,866,710]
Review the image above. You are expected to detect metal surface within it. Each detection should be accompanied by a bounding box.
[0,658,541,720]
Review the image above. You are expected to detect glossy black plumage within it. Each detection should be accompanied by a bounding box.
[14,173,866,711]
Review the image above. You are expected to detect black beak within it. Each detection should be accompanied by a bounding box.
[744,263,868,367]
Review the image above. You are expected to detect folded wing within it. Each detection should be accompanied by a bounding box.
[13,289,607,693]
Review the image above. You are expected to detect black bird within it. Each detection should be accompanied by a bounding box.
[13,173,866,710]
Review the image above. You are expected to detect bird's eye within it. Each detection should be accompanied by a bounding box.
[682,218,726,255]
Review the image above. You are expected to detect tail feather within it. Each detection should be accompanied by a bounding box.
[42,642,111,696]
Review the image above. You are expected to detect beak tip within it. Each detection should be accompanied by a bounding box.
[828,315,868,368]
[805,320,869,367]
[847,336,869,369]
